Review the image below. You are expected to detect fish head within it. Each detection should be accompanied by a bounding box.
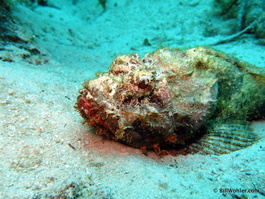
[77,49,218,148]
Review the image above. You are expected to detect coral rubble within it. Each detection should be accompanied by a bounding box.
[213,0,265,38]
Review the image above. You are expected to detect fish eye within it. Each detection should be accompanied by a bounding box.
[138,80,149,89]
[142,59,152,66]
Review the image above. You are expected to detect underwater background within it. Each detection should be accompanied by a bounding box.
[0,0,265,198]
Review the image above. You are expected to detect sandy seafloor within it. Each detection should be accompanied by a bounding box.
[0,0,265,198]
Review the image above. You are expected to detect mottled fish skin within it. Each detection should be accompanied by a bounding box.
[76,47,265,155]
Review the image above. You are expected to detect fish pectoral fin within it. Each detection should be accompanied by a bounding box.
[184,120,259,155]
